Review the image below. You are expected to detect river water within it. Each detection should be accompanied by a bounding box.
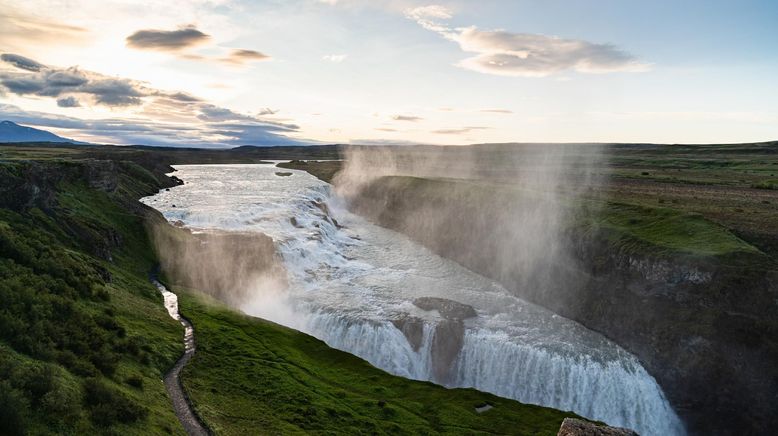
[141,163,685,435]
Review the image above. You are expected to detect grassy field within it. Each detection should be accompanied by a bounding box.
[176,291,583,435]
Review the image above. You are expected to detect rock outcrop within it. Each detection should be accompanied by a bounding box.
[391,315,425,351]
[557,418,638,436]
[413,297,477,320]
[404,297,478,384]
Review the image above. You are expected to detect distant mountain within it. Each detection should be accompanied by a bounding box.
[0,120,77,143]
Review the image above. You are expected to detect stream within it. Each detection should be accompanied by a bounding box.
[153,279,208,436]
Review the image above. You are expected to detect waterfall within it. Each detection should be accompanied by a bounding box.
[142,163,686,436]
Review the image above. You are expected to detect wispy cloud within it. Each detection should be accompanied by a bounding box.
[432,126,488,135]
[392,114,423,122]
[0,7,87,51]
[480,108,513,114]
[323,54,348,63]
[405,4,649,77]
[220,49,270,65]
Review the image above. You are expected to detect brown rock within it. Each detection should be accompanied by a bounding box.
[557,418,638,436]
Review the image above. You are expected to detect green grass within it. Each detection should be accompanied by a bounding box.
[594,202,759,257]
[0,160,184,435]
[751,180,778,190]
[177,291,582,435]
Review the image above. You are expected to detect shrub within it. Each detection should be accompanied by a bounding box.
[126,375,144,389]
[0,381,28,436]
[83,378,147,427]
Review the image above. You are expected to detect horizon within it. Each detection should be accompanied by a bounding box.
[1,0,777,147]
[4,119,776,149]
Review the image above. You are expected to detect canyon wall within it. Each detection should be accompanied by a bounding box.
[343,174,778,435]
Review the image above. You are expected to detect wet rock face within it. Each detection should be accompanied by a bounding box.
[405,297,477,384]
[413,297,477,320]
[557,418,638,436]
[430,319,465,384]
[392,314,467,384]
[391,315,425,351]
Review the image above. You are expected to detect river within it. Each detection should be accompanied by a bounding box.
[141,163,685,435]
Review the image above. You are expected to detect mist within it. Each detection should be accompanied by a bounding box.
[148,221,287,308]
[333,144,608,310]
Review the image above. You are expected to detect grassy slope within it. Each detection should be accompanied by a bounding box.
[0,160,184,435]
[177,291,582,435]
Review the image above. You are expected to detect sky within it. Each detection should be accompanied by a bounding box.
[0,0,776,147]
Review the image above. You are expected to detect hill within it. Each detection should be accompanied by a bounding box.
[0,121,77,143]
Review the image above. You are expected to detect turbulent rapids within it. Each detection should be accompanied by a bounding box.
[142,164,685,436]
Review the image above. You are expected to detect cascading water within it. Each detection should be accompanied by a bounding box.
[142,163,686,436]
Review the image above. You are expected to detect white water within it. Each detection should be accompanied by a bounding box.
[142,164,685,435]
[153,279,195,355]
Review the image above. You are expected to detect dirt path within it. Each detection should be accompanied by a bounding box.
[153,279,210,436]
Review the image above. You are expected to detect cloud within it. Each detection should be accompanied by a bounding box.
[0,8,87,50]
[56,96,80,107]
[0,56,150,107]
[480,108,512,114]
[406,5,649,77]
[432,126,488,134]
[257,108,278,115]
[405,5,454,33]
[406,5,453,20]
[392,114,423,122]
[220,49,270,65]
[125,27,269,66]
[79,78,146,106]
[197,104,251,122]
[0,53,307,147]
[167,92,202,102]
[126,26,210,51]
[0,54,45,72]
[323,54,348,63]
[349,138,426,146]
[375,127,397,132]
[0,103,307,147]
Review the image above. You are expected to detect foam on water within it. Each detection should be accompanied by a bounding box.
[142,164,685,435]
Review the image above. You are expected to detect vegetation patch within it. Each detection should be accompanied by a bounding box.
[594,202,759,257]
